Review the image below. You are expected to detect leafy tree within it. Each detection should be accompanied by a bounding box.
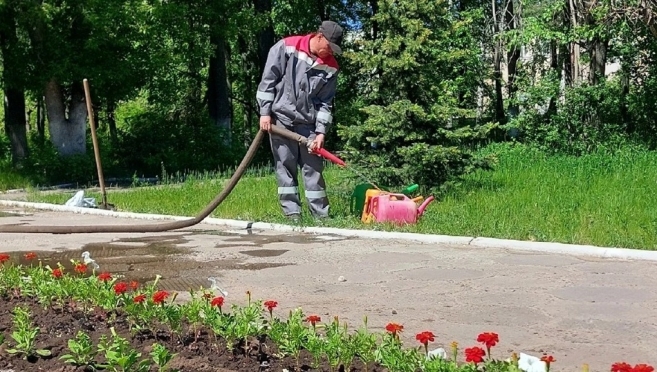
[338,0,497,191]
[8,0,154,156]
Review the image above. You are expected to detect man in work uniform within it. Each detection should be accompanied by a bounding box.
[256,20,344,221]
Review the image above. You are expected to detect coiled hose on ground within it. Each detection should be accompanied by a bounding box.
[0,126,313,234]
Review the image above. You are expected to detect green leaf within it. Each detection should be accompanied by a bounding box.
[36,349,52,356]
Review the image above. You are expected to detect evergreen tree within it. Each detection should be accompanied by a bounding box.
[338,0,497,191]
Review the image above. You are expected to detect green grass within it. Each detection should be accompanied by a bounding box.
[26,143,657,250]
[0,163,33,191]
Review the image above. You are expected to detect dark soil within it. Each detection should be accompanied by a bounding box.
[0,296,385,372]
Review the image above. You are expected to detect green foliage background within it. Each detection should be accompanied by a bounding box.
[1,0,656,192]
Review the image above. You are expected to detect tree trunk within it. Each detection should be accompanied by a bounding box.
[3,88,29,166]
[45,79,87,156]
[491,0,505,123]
[253,0,276,77]
[561,42,573,86]
[0,3,29,165]
[546,40,559,117]
[506,0,521,116]
[207,32,232,143]
[589,37,608,85]
[26,108,32,132]
[569,0,580,84]
[107,100,118,144]
[36,95,46,143]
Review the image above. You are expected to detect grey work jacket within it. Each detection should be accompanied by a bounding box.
[256,34,339,134]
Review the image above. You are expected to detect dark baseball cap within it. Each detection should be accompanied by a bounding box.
[319,20,344,55]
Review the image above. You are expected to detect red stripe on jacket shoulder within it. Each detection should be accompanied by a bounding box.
[283,34,339,70]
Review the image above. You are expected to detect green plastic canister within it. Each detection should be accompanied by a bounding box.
[351,183,377,216]
[400,184,419,195]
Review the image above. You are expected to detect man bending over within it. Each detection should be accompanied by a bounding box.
[256,20,344,221]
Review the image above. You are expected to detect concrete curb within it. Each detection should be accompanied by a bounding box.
[1,199,656,261]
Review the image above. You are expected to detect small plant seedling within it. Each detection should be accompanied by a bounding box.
[5,305,52,359]
[60,330,98,368]
[150,343,177,372]
[97,327,151,372]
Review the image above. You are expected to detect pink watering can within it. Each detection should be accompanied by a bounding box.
[368,193,435,225]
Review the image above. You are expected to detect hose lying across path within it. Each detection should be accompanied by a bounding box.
[0,126,314,235]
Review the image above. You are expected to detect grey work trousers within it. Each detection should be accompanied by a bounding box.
[269,121,329,218]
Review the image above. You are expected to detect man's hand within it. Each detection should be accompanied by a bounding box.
[259,115,272,132]
[310,133,325,152]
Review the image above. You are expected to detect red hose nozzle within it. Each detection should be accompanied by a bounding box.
[312,147,346,167]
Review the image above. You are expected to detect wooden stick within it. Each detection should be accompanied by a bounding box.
[83,79,108,208]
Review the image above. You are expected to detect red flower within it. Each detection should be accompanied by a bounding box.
[541,354,556,372]
[113,282,128,295]
[24,252,37,260]
[541,355,556,364]
[264,300,277,312]
[98,272,112,282]
[306,315,321,326]
[385,322,404,335]
[632,365,655,372]
[613,364,655,372]
[52,268,63,278]
[133,294,146,303]
[416,331,436,345]
[152,290,169,304]
[465,346,486,364]
[477,332,499,349]
[0,253,10,263]
[416,331,435,355]
[211,296,224,308]
[130,281,139,290]
[613,363,633,372]
[75,263,87,274]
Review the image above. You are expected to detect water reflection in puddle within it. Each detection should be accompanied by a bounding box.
[1,233,294,292]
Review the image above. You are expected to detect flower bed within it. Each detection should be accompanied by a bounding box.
[0,252,651,372]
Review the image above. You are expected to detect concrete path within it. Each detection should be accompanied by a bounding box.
[0,207,655,371]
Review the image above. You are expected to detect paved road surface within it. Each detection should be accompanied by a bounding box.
[0,207,655,371]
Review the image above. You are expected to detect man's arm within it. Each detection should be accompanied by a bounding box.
[256,39,287,116]
[314,74,338,135]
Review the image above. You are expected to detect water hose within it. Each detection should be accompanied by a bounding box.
[0,125,344,234]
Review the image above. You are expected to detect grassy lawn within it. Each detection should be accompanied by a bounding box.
[0,163,33,191]
[24,143,657,250]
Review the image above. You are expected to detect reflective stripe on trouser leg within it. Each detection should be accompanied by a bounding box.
[297,130,329,218]
[270,123,301,216]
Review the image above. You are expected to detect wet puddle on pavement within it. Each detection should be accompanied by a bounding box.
[1,229,350,293]
[239,249,289,257]
[0,232,299,292]
[188,229,351,249]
